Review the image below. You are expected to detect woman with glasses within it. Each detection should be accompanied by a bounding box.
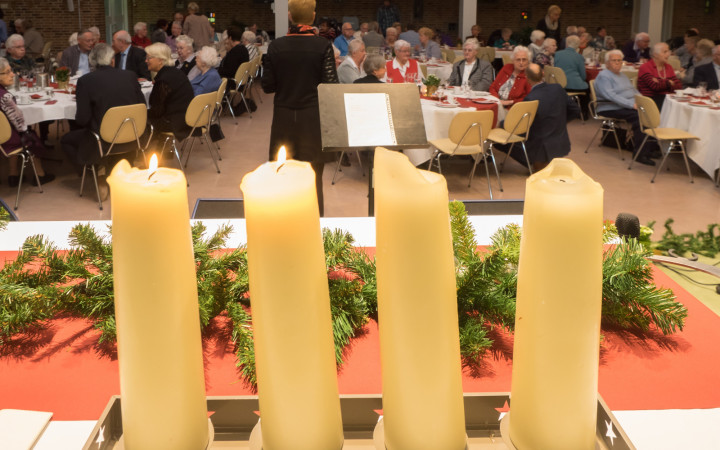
[385,40,420,83]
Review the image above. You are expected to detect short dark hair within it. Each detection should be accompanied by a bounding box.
[686,29,699,37]
[596,26,606,33]
[227,26,243,42]
[525,63,544,84]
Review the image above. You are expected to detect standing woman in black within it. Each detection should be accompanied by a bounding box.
[536,5,562,44]
[262,0,338,216]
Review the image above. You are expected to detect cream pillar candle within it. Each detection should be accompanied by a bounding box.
[509,158,603,450]
[239,148,343,450]
[107,156,208,449]
[374,148,466,450]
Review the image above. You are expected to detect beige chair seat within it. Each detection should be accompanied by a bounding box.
[487,128,526,143]
[644,128,699,141]
[428,138,482,156]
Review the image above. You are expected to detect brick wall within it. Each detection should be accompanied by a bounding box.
[7,0,720,59]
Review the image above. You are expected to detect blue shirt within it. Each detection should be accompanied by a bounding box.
[78,53,90,76]
[594,69,638,112]
[191,68,222,96]
[334,35,354,57]
[0,20,7,44]
[120,47,130,70]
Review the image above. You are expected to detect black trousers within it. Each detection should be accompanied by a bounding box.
[598,107,659,156]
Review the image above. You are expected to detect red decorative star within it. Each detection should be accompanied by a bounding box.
[495,400,510,421]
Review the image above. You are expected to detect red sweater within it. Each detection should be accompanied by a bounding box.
[489,64,531,105]
[385,58,420,84]
[637,60,681,97]
[132,35,151,49]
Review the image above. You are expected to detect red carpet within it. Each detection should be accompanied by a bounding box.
[2,253,720,420]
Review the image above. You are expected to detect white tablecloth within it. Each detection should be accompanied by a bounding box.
[17,86,153,126]
[423,62,453,82]
[659,95,720,179]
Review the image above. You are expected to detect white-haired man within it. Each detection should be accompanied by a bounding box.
[448,38,493,91]
[338,39,366,83]
[61,43,146,169]
[112,30,151,79]
[622,32,650,63]
[60,29,95,76]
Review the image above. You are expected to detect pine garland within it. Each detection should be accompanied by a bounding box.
[653,218,720,257]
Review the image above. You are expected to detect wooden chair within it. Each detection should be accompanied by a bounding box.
[544,65,585,120]
[629,94,699,183]
[82,103,152,210]
[178,92,220,173]
[585,79,627,160]
[224,61,252,123]
[623,70,638,88]
[426,110,499,197]
[41,41,53,60]
[667,56,682,71]
[0,114,44,210]
[210,77,228,158]
[501,53,512,65]
[477,47,496,64]
[486,100,539,174]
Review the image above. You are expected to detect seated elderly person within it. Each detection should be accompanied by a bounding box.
[489,46,531,106]
[385,27,398,48]
[591,27,610,50]
[60,29,95,76]
[622,32,650,63]
[145,43,194,140]
[166,21,183,53]
[112,30,151,79]
[528,30,545,61]
[638,42,681,109]
[674,29,700,67]
[535,38,557,66]
[338,40,366,84]
[447,38,493,91]
[594,50,659,165]
[493,28,517,49]
[354,54,386,83]
[363,21,385,48]
[385,39,421,83]
[14,19,44,59]
[242,31,259,60]
[680,38,713,86]
[554,35,588,112]
[191,46,222,95]
[175,35,199,79]
[334,22,355,57]
[354,22,369,40]
[692,44,720,90]
[132,22,151,48]
[218,27,250,84]
[466,25,485,46]
[0,58,54,186]
[60,44,146,169]
[578,32,592,55]
[417,27,442,60]
[5,34,35,73]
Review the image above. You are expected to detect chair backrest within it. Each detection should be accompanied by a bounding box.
[477,47,496,63]
[99,103,147,146]
[0,113,14,156]
[588,79,598,102]
[667,55,681,71]
[366,46,379,55]
[503,100,539,136]
[587,79,600,119]
[185,91,217,128]
[623,70,638,87]
[448,110,494,147]
[544,66,568,88]
[41,41,53,59]
[419,63,428,79]
[234,61,252,87]
[216,78,228,105]
[501,53,512,65]
[634,94,661,130]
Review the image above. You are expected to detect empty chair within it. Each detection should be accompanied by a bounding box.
[487,100,539,174]
[426,110,499,198]
[585,79,627,159]
[224,61,253,123]
[0,114,44,210]
[628,94,699,183]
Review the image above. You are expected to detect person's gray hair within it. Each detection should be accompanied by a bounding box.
[651,42,668,57]
[511,45,530,60]
[89,43,115,68]
[363,54,386,74]
[145,42,173,66]
[114,30,132,44]
[463,38,479,51]
[565,35,581,49]
[195,45,220,67]
[68,32,78,46]
[348,39,365,55]
[394,39,410,52]
[5,34,24,49]
[369,21,379,32]
[134,22,147,34]
[695,39,714,58]
[0,58,10,73]
[566,26,578,35]
[241,31,256,44]
[530,30,545,43]
[176,34,194,48]
[542,38,556,49]
[635,32,650,43]
[386,27,398,36]
[171,20,182,30]
[89,26,101,38]
[604,49,623,62]
[187,1,199,13]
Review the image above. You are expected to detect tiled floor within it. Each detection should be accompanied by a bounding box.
[2,89,719,235]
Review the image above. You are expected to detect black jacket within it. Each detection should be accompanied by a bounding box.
[523,82,576,163]
[75,66,146,133]
[692,62,719,91]
[114,46,151,80]
[176,56,197,76]
[148,66,194,139]
[218,44,250,80]
[354,74,383,83]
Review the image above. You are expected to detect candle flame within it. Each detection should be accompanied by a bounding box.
[148,154,159,180]
[277,146,287,164]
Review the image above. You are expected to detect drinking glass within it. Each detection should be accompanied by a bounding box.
[698,82,708,96]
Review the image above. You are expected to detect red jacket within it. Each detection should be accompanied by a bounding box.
[489,63,531,106]
[637,60,682,97]
[385,58,420,84]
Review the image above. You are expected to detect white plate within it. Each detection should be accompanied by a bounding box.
[435,102,459,108]
[30,95,50,102]
[472,91,490,96]
[689,102,711,107]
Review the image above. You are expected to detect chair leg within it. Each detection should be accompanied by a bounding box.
[355,151,364,176]
[27,153,43,193]
[584,125,603,154]
[203,134,221,173]
[426,149,439,172]
[183,138,197,168]
[225,95,238,124]
[679,140,694,184]
[14,153,27,210]
[610,127,624,160]
[500,142,515,172]
[487,145,503,192]
[520,142,533,175]
[651,141,673,183]
[91,165,103,210]
[240,92,252,119]
[331,151,345,185]
[628,135,649,170]
[79,165,87,196]
[171,139,189,186]
[574,96,584,122]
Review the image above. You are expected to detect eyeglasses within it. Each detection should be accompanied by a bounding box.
[0,70,13,75]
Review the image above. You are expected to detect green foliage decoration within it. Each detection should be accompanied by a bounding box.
[652,218,720,258]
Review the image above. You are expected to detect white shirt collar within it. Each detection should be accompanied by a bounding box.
[392,58,409,71]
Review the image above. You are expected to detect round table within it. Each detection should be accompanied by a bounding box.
[422,62,453,83]
[660,94,720,179]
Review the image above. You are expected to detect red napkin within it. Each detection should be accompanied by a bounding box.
[54,90,69,94]
[30,94,43,99]
[710,107,720,110]
[690,101,708,105]
[45,100,58,105]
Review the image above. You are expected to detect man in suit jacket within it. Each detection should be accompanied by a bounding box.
[692,45,720,90]
[621,32,651,63]
[111,30,151,80]
[61,44,146,168]
[447,39,493,91]
[522,63,578,171]
[60,30,95,76]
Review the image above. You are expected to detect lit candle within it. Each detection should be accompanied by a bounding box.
[107,155,209,448]
[240,148,343,449]
[374,148,466,449]
[509,158,603,449]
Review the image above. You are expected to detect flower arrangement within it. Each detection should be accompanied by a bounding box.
[55,66,69,82]
[423,74,441,87]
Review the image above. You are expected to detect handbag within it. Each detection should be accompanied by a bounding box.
[209,123,225,142]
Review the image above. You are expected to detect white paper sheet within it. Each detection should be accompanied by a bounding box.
[343,93,397,147]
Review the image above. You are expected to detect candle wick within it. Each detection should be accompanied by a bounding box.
[276,163,285,173]
[148,171,158,182]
